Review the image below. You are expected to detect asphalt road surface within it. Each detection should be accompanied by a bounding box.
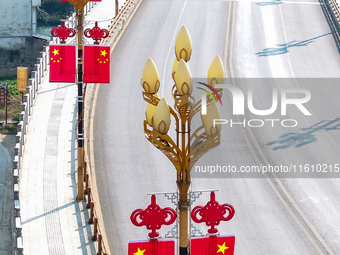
[93,0,340,254]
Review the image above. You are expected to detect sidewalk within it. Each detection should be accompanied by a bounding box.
[18,1,115,254]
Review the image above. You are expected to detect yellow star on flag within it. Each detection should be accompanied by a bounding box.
[101,50,108,57]
[217,242,229,254]
[52,49,59,56]
[133,247,146,255]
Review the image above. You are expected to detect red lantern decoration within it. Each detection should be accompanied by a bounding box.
[130,195,177,238]
[51,21,76,44]
[84,21,109,44]
[191,192,235,234]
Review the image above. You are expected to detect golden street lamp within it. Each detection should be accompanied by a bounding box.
[141,26,224,255]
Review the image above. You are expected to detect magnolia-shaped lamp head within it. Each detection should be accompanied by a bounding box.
[141,58,160,94]
[208,55,225,88]
[201,102,222,136]
[145,94,160,127]
[153,98,171,134]
[175,59,192,95]
[175,26,192,62]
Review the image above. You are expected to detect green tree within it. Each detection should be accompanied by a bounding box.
[38,0,75,26]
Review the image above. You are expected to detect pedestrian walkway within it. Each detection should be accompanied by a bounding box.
[18,1,115,254]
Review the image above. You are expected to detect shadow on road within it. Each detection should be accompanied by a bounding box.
[256,0,282,6]
[267,118,340,150]
[256,33,331,57]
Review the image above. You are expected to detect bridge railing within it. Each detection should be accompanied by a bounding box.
[321,0,340,52]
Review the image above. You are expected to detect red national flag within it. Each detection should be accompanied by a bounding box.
[83,45,110,83]
[128,239,175,255]
[49,45,76,83]
[191,236,235,255]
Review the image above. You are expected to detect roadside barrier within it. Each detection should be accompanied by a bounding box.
[328,0,340,25]
[13,2,98,254]
[321,0,340,52]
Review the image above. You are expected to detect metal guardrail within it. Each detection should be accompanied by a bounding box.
[83,1,143,254]
[329,0,340,19]
[13,2,98,254]
[320,0,340,52]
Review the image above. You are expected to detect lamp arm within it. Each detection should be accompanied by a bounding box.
[189,127,221,171]
[144,121,183,180]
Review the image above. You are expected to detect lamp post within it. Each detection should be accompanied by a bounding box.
[58,0,110,201]
[141,26,224,255]
[116,0,119,16]
[63,0,89,200]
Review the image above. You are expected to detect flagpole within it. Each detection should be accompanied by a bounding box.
[68,0,90,200]
[77,1,86,200]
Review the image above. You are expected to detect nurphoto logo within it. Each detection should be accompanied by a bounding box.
[197,82,222,115]
[199,83,311,128]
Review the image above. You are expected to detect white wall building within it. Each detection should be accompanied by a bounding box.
[0,0,41,49]
[0,0,49,77]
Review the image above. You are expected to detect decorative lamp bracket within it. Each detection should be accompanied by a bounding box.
[51,21,76,44]
[191,191,235,234]
[130,194,177,238]
[84,21,109,44]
